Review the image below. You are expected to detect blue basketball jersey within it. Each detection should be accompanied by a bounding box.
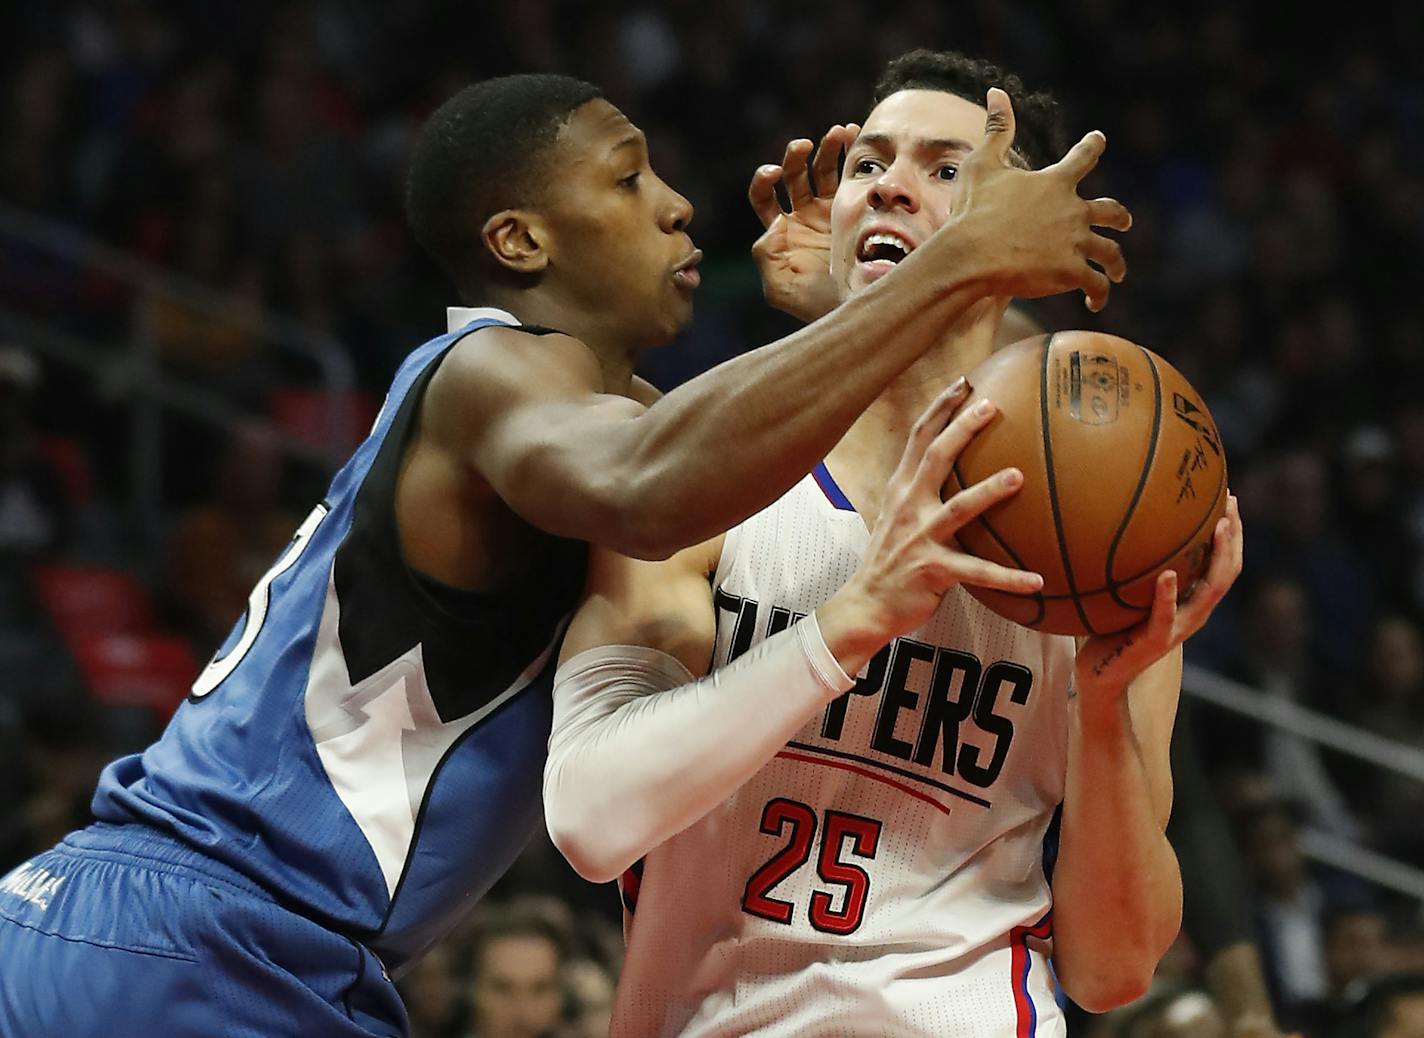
[91,309,587,974]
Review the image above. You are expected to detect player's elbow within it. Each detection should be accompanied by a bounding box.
[544,807,627,884]
[1058,962,1155,1014]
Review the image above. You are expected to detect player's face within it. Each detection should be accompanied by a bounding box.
[830,89,986,299]
[539,99,700,350]
[469,935,563,1038]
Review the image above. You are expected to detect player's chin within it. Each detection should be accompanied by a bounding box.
[662,288,694,335]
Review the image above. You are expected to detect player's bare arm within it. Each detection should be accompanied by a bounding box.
[752,91,1132,324]
[423,91,1131,562]
[543,381,1042,882]
[1051,496,1245,1011]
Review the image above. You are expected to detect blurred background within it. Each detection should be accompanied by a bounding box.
[1,2,1421,1036]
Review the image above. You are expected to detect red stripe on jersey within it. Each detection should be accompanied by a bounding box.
[620,863,642,914]
[774,749,954,816]
[1010,910,1054,1038]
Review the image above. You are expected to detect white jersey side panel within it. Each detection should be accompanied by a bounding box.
[613,470,1076,1037]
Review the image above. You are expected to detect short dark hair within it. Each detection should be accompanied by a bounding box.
[873,50,1066,170]
[405,74,602,296]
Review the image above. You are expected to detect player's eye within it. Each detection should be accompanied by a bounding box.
[851,158,883,176]
[619,171,641,190]
[936,164,959,181]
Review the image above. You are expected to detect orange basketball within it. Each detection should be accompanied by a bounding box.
[945,332,1228,637]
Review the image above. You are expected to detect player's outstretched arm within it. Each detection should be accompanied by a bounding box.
[434,91,1130,560]
[543,382,1043,882]
[1051,497,1244,1012]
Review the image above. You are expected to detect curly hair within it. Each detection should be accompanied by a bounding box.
[873,50,1067,170]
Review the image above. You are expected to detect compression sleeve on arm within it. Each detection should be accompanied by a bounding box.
[543,615,855,883]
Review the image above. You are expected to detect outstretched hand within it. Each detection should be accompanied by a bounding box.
[748,123,859,324]
[818,379,1044,674]
[945,88,1133,312]
[1074,496,1244,702]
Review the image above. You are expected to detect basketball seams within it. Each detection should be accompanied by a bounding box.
[950,462,1047,628]
[1038,334,1097,636]
[1104,346,1163,611]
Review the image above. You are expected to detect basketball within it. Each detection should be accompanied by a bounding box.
[945,332,1228,637]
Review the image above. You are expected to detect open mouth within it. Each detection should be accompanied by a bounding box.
[857,231,914,265]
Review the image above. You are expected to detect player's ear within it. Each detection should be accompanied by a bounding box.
[481,209,551,275]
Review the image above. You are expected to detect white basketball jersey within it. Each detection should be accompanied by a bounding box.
[612,463,1077,1037]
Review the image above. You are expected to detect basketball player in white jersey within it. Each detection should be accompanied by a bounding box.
[541,51,1244,1036]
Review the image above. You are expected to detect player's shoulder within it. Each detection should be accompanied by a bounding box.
[440,323,601,395]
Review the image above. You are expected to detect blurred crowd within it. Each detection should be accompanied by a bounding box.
[2,2,1423,1035]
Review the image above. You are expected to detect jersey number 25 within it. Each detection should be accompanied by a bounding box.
[741,798,883,936]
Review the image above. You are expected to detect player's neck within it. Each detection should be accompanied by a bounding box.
[829,308,1001,525]
[486,287,639,394]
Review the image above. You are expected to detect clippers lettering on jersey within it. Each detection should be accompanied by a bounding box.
[716,591,1034,799]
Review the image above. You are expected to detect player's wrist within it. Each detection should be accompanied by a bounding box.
[815,589,892,679]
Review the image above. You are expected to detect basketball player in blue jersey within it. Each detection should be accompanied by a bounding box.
[543,52,1245,1036]
[0,74,1134,1037]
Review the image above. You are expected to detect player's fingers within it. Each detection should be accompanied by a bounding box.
[911,396,999,493]
[1227,494,1244,572]
[1081,233,1127,284]
[890,377,973,487]
[968,88,1016,167]
[1148,570,1179,645]
[781,139,816,210]
[941,551,1044,595]
[749,165,786,229]
[932,465,1024,538]
[1203,495,1244,590]
[1053,129,1107,183]
[1080,265,1113,313]
[1087,197,1133,232]
[810,124,851,197]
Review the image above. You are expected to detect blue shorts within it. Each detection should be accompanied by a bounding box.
[0,824,409,1037]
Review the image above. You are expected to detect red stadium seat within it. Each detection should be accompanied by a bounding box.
[34,564,156,640]
[70,631,199,721]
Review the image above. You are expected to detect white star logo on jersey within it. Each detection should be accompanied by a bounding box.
[304,574,563,896]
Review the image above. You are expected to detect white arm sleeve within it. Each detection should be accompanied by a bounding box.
[543,615,854,883]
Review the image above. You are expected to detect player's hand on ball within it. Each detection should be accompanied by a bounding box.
[748,123,858,324]
[942,88,1132,313]
[820,378,1044,666]
[1074,495,1244,700]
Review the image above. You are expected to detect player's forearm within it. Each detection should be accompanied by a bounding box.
[611,235,992,557]
[544,619,853,883]
[1051,694,1184,1013]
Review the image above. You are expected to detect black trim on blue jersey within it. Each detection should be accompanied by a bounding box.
[812,461,857,512]
[784,740,992,808]
[334,320,587,725]
[372,631,562,948]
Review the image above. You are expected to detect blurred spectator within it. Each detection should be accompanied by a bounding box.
[563,957,615,1038]
[460,899,568,1038]
[1353,615,1424,861]
[0,348,71,562]
[1238,798,1381,1029]
[399,936,464,1038]
[1334,974,1424,1038]
[162,418,296,653]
